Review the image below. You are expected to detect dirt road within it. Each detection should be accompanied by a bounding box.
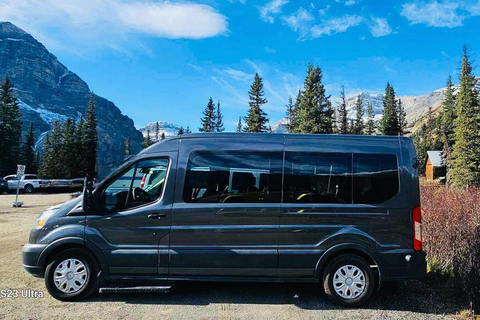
[0,194,464,319]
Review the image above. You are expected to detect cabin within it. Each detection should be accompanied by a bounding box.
[425,150,446,180]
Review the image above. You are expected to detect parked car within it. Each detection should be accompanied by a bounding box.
[22,133,426,307]
[0,178,8,194]
[4,174,43,193]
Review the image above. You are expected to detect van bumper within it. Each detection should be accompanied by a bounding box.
[22,243,48,278]
[377,249,427,280]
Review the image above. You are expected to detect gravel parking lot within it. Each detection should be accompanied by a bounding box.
[0,194,467,319]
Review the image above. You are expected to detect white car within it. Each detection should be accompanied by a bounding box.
[3,174,44,193]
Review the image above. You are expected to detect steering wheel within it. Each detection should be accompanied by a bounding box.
[132,187,152,203]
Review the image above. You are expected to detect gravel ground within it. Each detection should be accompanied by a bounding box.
[0,194,467,320]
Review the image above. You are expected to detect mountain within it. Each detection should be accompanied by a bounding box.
[0,22,143,178]
[271,80,480,135]
[138,121,181,139]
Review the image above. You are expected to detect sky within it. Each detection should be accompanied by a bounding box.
[1,0,480,131]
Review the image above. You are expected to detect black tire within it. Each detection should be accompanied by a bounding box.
[323,254,375,308]
[44,248,99,301]
[24,184,34,193]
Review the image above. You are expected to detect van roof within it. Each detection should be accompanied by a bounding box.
[161,132,406,141]
[142,132,410,154]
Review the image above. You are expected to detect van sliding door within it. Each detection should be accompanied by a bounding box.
[170,138,283,278]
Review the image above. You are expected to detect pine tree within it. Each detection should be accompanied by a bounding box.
[62,118,77,179]
[154,122,160,142]
[0,76,22,176]
[124,138,131,156]
[440,75,456,150]
[414,124,429,175]
[186,125,192,134]
[21,122,36,173]
[39,121,64,179]
[38,134,52,178]
[177,126,184,135]
[397,98,407,136]
[292,64,333,133]
[337,86,348,134]
[450,46,480,186]
[353,94,364,134]
[215,100,224,132]
[84,94,98,178]
[33,151,40,174]
[365,102,376,135]
[199,98,216,132]
[236,116,242,132]
[427,105,434,144]
[285,96,295,133]
[244,73,269,132]
[379,82,399,135]
[142,128,151,148]
[161,132,166,140]
[348,119,355,134]
[75,116,87,177]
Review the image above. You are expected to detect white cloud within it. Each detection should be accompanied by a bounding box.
[259,0,289,23]
[223,68,253,82]
[400,1,465,28]
[187,64,203,72]
[0,0,228,53]
[282,7,314,32]
[345,0,358,6]
[244,59,263,75]
[310,14,363,38]
[265,46,277,54]
[369,17,392,37]
[318,5,331,15]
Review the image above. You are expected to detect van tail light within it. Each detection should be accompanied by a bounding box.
[413,206,422,251]
[139,175,146,189]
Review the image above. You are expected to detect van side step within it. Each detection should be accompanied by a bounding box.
[99,285,174,294]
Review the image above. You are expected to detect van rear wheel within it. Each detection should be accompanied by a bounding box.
[323,254,374,307]
[24,184,34,193]
[44,248,99,301]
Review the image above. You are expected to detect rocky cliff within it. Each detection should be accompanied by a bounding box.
[0,22,143,178]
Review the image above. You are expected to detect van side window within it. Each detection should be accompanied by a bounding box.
[353,154,399,204]
[284,153,352,204]
[183,151,283,203]
[101,158,169,212]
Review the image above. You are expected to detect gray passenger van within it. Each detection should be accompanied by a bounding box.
[22,133,426,307]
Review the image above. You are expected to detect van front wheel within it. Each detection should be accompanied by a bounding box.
[322,254,374,307]
[44,248,99,301]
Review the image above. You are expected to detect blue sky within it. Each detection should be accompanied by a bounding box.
[1,0,480,131]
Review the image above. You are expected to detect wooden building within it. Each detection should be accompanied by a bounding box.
[425,150,446,180]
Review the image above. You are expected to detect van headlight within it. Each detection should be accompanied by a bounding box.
[35,208,57,228]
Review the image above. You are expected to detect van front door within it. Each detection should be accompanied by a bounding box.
[170,147,283,277]
[85,154,176,275]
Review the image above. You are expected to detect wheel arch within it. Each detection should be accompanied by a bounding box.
[38,237,109,276]
[315,243,385,288]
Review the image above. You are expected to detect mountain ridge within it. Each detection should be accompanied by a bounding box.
[0,21,144,178]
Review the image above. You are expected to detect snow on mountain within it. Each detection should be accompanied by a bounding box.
[18,99,69,125]
[138,121,182,139]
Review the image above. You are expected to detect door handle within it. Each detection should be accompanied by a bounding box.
[148,213,167,219]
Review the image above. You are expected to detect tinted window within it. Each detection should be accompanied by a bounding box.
[353,154,399,204]
[101,158,169,212]
[183,151,283,203]
[284,152,352,204]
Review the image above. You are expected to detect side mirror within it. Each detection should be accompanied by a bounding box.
[82,177,94,213]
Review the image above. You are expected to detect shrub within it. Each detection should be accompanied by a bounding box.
[421,185,480,307]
